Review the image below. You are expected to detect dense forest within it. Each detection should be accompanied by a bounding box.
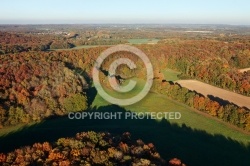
[0,131,185,166]
[0,32,52,53]
[0,52,89,127]
[0,30,127,53]
[0,39,250,131]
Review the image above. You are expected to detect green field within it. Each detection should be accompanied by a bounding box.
[162,68,181,81]
[1,79,250,166]
[128,38,159,44]
[92,81,250,144]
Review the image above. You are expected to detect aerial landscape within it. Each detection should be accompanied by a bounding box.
[0,0,250,166]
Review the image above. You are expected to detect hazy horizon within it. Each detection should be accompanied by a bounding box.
[1,0,250,25]
[0,23,250,26]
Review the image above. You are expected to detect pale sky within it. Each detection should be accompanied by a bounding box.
[0,0,249,24]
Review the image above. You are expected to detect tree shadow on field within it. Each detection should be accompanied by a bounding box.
[85,86,97,106]
[0,105,250,166]
[208,94,250,111]
[207,94,233,106]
